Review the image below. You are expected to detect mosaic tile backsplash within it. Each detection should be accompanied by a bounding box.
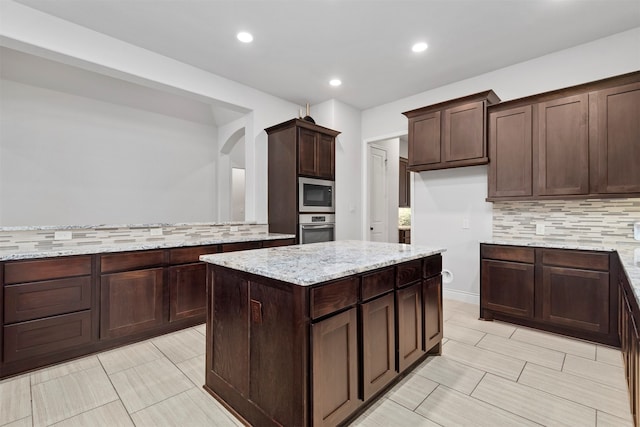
[0,223,269,253]
[492,198,640,246]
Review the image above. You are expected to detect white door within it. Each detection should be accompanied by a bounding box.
[231,167,245,221]
[368,145,387,242]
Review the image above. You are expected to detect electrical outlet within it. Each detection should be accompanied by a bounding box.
[535,223,545,236]
[54,231,72,240]
[462,218,470,229]
[149,227,163,236]
[230,226,239,232]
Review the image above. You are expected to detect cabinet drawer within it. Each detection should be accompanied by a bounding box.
[3,311,92,362]
[311,277,359,320]
[361,267,394,301]
[4,256,92,285]
[262,239,296,248]
[169,245,218,265]
[542,249,609,271]
[424,255,442,279]
[481,245,534,263]
[222,241,262,252]
[398,260,422,287]
[100,250,164,273]
[5,277,92,323]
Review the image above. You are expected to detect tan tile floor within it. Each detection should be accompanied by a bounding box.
[0,300,633,426]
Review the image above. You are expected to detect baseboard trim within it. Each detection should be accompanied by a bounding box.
[443,288,479,305]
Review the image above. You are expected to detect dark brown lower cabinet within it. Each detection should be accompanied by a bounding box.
[3,311,92,363]
[396,282,425,372]
[100,268,164,339]
[423,275,443,352]
[481,259,534,319]
[312,308,359,427]
[361,293,396,400]
[541,266,609,333]
[168,263,206,322]
[480,244,617,346]
[205,254,443,427]
[619,265,640,427]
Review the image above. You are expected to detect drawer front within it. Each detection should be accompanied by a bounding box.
[542,249,609,271]
[398,260,422,287]
[5,277,92,323]
[361,267,395,301]
[424,255,443,279]
[100,250,165,273]
[4,256,92,285]
[169,245,218,265]
[481,245,535,263]
[262,239,296,248]
[311,277,359,320]
[3,311,92,362]
[222,241,262,252]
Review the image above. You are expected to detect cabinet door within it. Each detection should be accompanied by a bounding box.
[317,134,335,180]
[591,82,640,194]
[443,101,486,162]
[488,106,533,198]
[362,293,396,400]
[535,94,589,196]
[396,282,425,372]
[168,263,206,322]
[298,128,318,176]
[409,112,441,167]
[481,259,534,319]
[210,268,250,396]
[312,307,359,427]
[542,266,609,333]
[423,275,443,352]
[100,268,164,339]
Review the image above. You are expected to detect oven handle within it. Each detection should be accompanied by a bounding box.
[300,224,335,229]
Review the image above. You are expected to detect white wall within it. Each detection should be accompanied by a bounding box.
[0,79,217,225]
[361,27,640,303]
[311,99,363,240]
[0,1,302,225]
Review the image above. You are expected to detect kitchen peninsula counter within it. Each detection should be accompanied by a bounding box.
[201,240,445,427]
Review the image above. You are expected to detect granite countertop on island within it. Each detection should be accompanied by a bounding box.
[200,240,445,286]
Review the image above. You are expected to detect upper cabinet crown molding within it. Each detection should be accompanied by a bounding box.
[403,90,501,172]
[487,70,640,201]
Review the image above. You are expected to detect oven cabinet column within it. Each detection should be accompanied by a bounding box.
[205,266,309,427]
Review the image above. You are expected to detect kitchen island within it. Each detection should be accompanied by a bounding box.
[201,240,445,427]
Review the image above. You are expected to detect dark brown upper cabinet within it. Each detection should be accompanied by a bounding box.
[488,105,533,198]
[590,81,640,194]
[403,91,500,172]
[297,125,336,180]
[535,94,589,196]
[487,71,640,201]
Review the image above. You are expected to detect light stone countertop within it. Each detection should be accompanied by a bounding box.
[200,240,445,286]
[483,239,640,309]
[0,232,295,261]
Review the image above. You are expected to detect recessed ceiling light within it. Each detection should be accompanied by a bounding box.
[412,42,428,53]
[237,32,253,43]
[329,79,342,87]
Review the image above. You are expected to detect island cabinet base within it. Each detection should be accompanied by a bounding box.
[205,253,443,427]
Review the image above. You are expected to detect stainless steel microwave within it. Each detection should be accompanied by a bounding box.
[299,177,335,213]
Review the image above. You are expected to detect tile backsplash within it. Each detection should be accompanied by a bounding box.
[493,198,640,246]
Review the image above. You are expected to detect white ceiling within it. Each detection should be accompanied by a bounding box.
[11,0,640,110]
